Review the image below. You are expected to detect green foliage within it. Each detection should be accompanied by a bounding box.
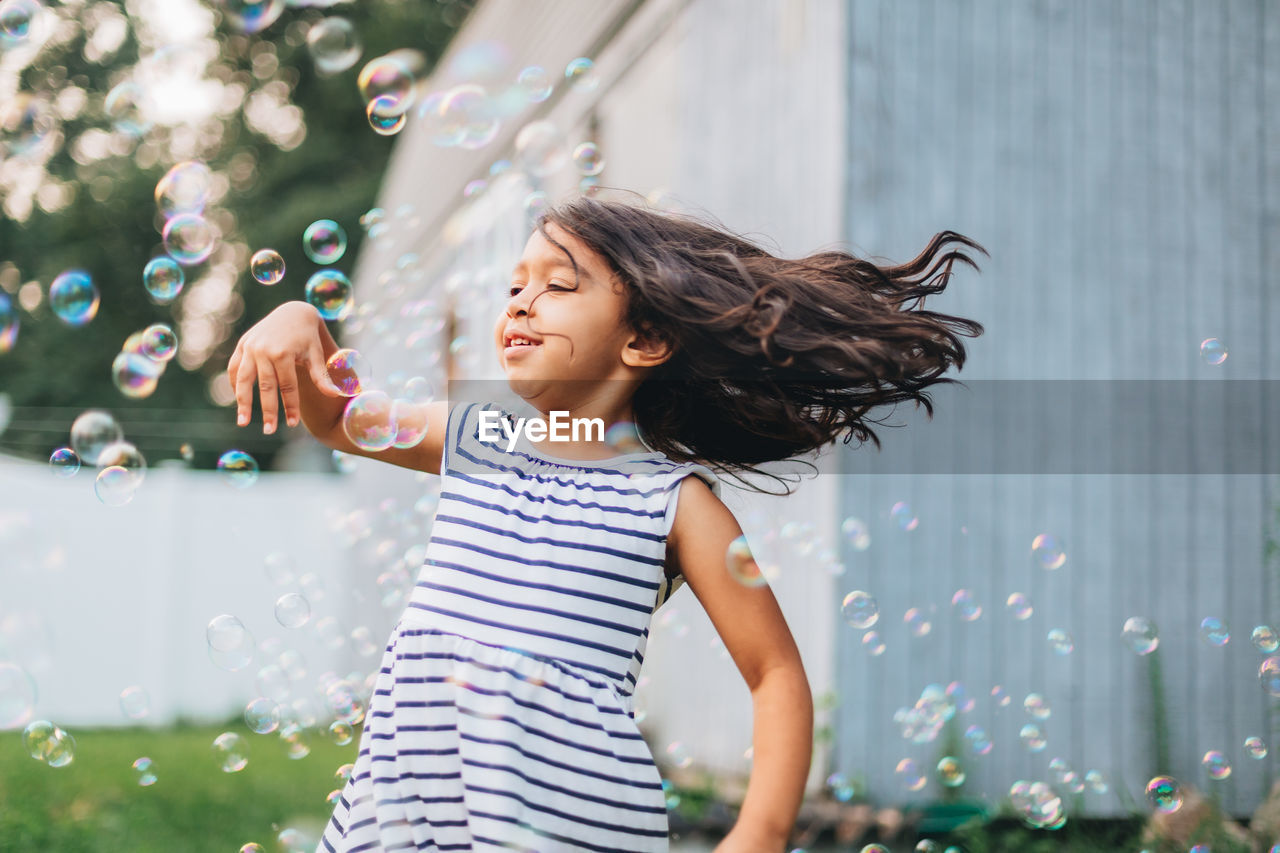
[0,0,463,469]
[0,723,358,852]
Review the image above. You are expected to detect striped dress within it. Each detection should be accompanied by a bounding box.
[319,399,721,853]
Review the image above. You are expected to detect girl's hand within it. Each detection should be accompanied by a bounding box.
[226,301,344,434]
[712,826,788,853]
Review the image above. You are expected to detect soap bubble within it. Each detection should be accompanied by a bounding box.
[119,686,150,720]
[1006,592,1033,620]
[1019,723,1047,752]
[162,213,219,265]
[564,56,598,92]
[132,756,157,786]
[514,120,567,177]
[217,449,259,488]
[951,589,982,621]
[895,757,926,791]
[391,400,429,449]
[49,447,79,477]
[1031,533,1066,569]
[1260,656,1280,697]
[0,663,37,729]
[142,256,185,302]
[95,465,138,506]
[244,697,280,734]
[154,160,212,217]
[212,731,248,772]
[890,501,918,530]
[840,516,871,550]
[49,270,99,326]
[1085,769,1108,794]
[841,590,878,629]
[342,390,397,451]
[936,756,965,787]
[366,96,406,135]
[904,607,931,637]
[44,727,75,767]
[1202,750,1231,780]
[1200,338,1227,365]
[112,351,163,399]
[104,81,151,137]
[862,631,885,656]
[1122,616,1159,655]
[274,593,310,629]
[305,269,353,321]
[1200,616,1230,646]
[306,17,361,75]
[325,348,369,396]
[1145,775,1182,813]
[604,421,644,453]
[328,720,353,745]
[23,719,54,759]
[207,614,254,672]
[1244,736,1267,759]
[357,53,416,114]
[0,0,41,43]
[219,0,286,34]
[1047,629,1074,655]
[1253,625,1279,653]
[250,249,285,285]
[725,535,767,587]
[1024,693,1051,720]
[572,141,604,175]
[517,65,552,102]
[70,410,122,465]
[140,323,178,362]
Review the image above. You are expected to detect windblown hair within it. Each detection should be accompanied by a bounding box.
[532,192,988,495]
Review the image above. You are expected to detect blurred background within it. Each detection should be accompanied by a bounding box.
[0,0,1277,851]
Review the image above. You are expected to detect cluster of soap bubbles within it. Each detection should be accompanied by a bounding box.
[21,718,76,767]
[326,351,435,453]
[112,323,178,400]
[893,684,955,746]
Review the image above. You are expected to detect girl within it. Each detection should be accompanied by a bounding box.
[228,194,986,853]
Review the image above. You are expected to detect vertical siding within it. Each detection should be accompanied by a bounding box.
[836,0,1276,818]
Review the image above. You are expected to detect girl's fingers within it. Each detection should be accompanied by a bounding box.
[308,340,341,396]
[256,357,282,434]
[227,343,242,389]
[233,350,258,427]
[274,356,303,428]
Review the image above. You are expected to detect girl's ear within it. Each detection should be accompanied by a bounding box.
[622,323,675,368]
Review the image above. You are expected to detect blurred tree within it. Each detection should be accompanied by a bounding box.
[0,0,471,470]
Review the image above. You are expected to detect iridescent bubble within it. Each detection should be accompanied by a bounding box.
[991,685,1011,707]
[862,631,885,656]
[390,400,428,449]
[212,731,248,772]
[1245,736,1267,759]
[840,516,871,550]
[49,269,99,326]
[827,771,856,802]
[1200,338,1228,365]
[1252,625,1278,653]
[70,410,122,465]
[895,757,926,791]
[1085,769,1108,793]
[154,160,212,217]
[104,81,151,137]
[219,0,286,34]
[605,421,644,453]
[1122,616,1159,655]
[1031,533,1066,569]
[1020,723,1047,752]
[326,348,369,396]
[281,726,312,761]
[725,535,767,587]
[250,249,285,285]
[43,726,75,767]
[1010,779,1064,829]
[305,269,353,321]
[244,697,280,734]
[143,256,184,303]
[951,589,982,621]
[0,0,41,43]
[119,686,150,720]
[1202,750,1231,780]
[426,83,500,150]
[1047,628,1074,655]
[904,607,932,637]
[367,96,407,135]
[306,17,361,75]
[1145,775,1182,813]
[860,847,889,853]
[207,614,254,671]
[274,593,310,629]
[890,501,918,530]
[0,663,37,729]
[357,52,418,110]
[132,756,157,786]
[523,190,548,218]
[514,120,567,177]
[140,323,177,362]
[664,741,692,769]
[0,292,16,352]
[335,763,354,783]
[841,590,878,629]
[1024,693,1051,720]
[1200,616,1230,646]
[964,724,992,756]
[112,351,162,399]
[94,442,146,481]
[342,390,397,452]
[303,220,346,265]
[23,719,55,760]
[572,141,604,176]
[49,447,79,477]
[1260,656,1280,697]
[946,682,975,714]
[179,443,194,462]
[95,465,138,506]
[217,449,259,488]
[564,56,597,92]
[915,843,940,853]
[1006,592,1033,620]
[328,720,353,745]
[517,65,552,102]
[0,91,53,157]
[936,756,965,787]
[162,212,219,266]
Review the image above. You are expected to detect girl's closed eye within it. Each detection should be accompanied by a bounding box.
[509,281,572,296]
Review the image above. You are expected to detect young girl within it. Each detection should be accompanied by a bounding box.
[227,194,986,853]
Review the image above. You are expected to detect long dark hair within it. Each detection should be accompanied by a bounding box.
[532,192,988,495]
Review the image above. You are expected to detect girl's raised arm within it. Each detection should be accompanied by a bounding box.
[227,300,450,476]
[666,475,814,852]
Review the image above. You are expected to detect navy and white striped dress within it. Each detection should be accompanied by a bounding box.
[319,399,720,853]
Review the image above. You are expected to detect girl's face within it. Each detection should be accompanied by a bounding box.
[494,222,661,399]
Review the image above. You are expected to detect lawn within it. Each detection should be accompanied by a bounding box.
[0,721,359,852]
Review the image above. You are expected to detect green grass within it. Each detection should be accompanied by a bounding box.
[0,721,360,852]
